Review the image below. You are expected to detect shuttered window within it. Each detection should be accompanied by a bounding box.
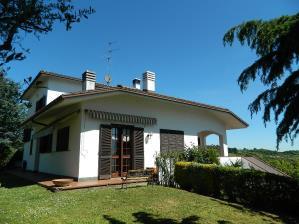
[133,127,144,170]
[35,96,46,112]
[160,129,184,152]
[99,125,112,179]
[56,126,70,151]
[23,128,31,142]
[39,134,52,153]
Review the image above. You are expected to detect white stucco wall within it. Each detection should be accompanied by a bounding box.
[27,85,48,117]
[37,114,81,177]
[26,78,81,117]
[46,78,81,104]
[78,93,227,179]
[22,127,40,171]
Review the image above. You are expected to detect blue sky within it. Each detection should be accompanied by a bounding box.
[8,0,299,150]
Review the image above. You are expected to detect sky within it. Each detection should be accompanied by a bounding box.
[7,0,299,151]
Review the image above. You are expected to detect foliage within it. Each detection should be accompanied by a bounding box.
[0,0,95,69]
[155,146,220,186]
[155,150,185,187]
[175,162,299,215]
[0,173,294,224]
[228,158,243,168]
[0,75,26,169]
[229,147,299,180]
[223,13,299,148]
[185,145,220,165]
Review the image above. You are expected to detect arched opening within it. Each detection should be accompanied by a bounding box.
[205,134,220,148]
[198,130,228,157]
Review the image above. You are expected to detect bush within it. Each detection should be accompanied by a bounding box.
[0,144,17,169]
[155,150,185,186]
[174,162,299,214]
[185,146,220,165]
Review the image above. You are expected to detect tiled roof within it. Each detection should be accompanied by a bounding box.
[21,71,248,127]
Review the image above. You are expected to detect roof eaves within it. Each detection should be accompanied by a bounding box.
[21,95,64,126]
[21,85,248,128]
[117,88,249,127]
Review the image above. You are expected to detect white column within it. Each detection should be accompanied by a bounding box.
[199,133,206,147]
[219,134,228,157]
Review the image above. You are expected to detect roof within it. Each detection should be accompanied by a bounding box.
[21,71,108,99]
[22,71,249,127]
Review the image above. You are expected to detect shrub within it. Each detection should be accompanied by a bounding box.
[155,150,185,186]
[0,144,17,169]
[174,162,299,214]
[185,146,220,165]
[155,146,220,186]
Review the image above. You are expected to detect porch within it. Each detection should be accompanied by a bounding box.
[5,169,147,192]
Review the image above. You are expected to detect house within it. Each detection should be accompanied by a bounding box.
[21,70,248,181]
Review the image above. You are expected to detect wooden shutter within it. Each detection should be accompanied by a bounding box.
[160,129,184,152]
[99,125,112,179]
[133,127,144,170]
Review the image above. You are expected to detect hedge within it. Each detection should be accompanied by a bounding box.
[174,162,299,214]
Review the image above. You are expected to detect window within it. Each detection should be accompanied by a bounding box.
[29,140,33,155]
[39,134,52,153]
[23,128,31,142]
[160,129,184,152]
[56,127,70,151]
[35,96,46,112]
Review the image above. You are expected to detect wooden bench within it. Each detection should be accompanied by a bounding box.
[121,168,157,189]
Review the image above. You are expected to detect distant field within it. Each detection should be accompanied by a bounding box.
[229,148,299,180]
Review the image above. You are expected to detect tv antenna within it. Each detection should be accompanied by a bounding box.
[24,76,32,86]
[104,41,119,85]
[104,74,112,85]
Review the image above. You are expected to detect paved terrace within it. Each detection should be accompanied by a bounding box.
[5,169,147,192]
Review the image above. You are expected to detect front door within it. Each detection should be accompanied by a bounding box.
[111,126,133,177]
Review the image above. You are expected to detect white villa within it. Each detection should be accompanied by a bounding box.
[21,70,248,181]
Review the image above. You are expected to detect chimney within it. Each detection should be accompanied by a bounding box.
[133,78,141,89]
[82,70,96,91]
[142,71,156,92]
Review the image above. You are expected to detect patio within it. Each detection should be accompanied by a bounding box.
[5,169,147,191]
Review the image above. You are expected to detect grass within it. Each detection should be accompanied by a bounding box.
[0,172,296,224]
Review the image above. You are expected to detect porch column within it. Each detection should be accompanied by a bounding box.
[219,134,228,157]
[198,133,207,147]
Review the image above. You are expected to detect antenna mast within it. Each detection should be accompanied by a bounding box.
[104,41,119,85]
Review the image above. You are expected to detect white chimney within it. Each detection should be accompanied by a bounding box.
[82,70,96,91]
[142,71,156,92]
[133,78,141,89]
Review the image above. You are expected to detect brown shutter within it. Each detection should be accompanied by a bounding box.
[160,129,184,152]
[133,127,144,170]
[99,125,112,179]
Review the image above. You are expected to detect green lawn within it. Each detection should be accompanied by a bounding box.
[0,173,296,224]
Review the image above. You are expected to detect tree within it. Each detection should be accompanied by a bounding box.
[223,13,299,148]
[0,0,95,69]
[0,74,26,168]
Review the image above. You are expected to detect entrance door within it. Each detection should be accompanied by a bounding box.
[111,126,133,177]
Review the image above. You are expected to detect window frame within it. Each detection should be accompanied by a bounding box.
[39,134,53,154]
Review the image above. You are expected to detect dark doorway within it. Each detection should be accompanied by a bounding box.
[111,126,133,177]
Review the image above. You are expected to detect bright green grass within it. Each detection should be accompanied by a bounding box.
[0,173,295,224]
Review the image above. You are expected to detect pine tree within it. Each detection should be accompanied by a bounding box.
[223,13,299,148]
